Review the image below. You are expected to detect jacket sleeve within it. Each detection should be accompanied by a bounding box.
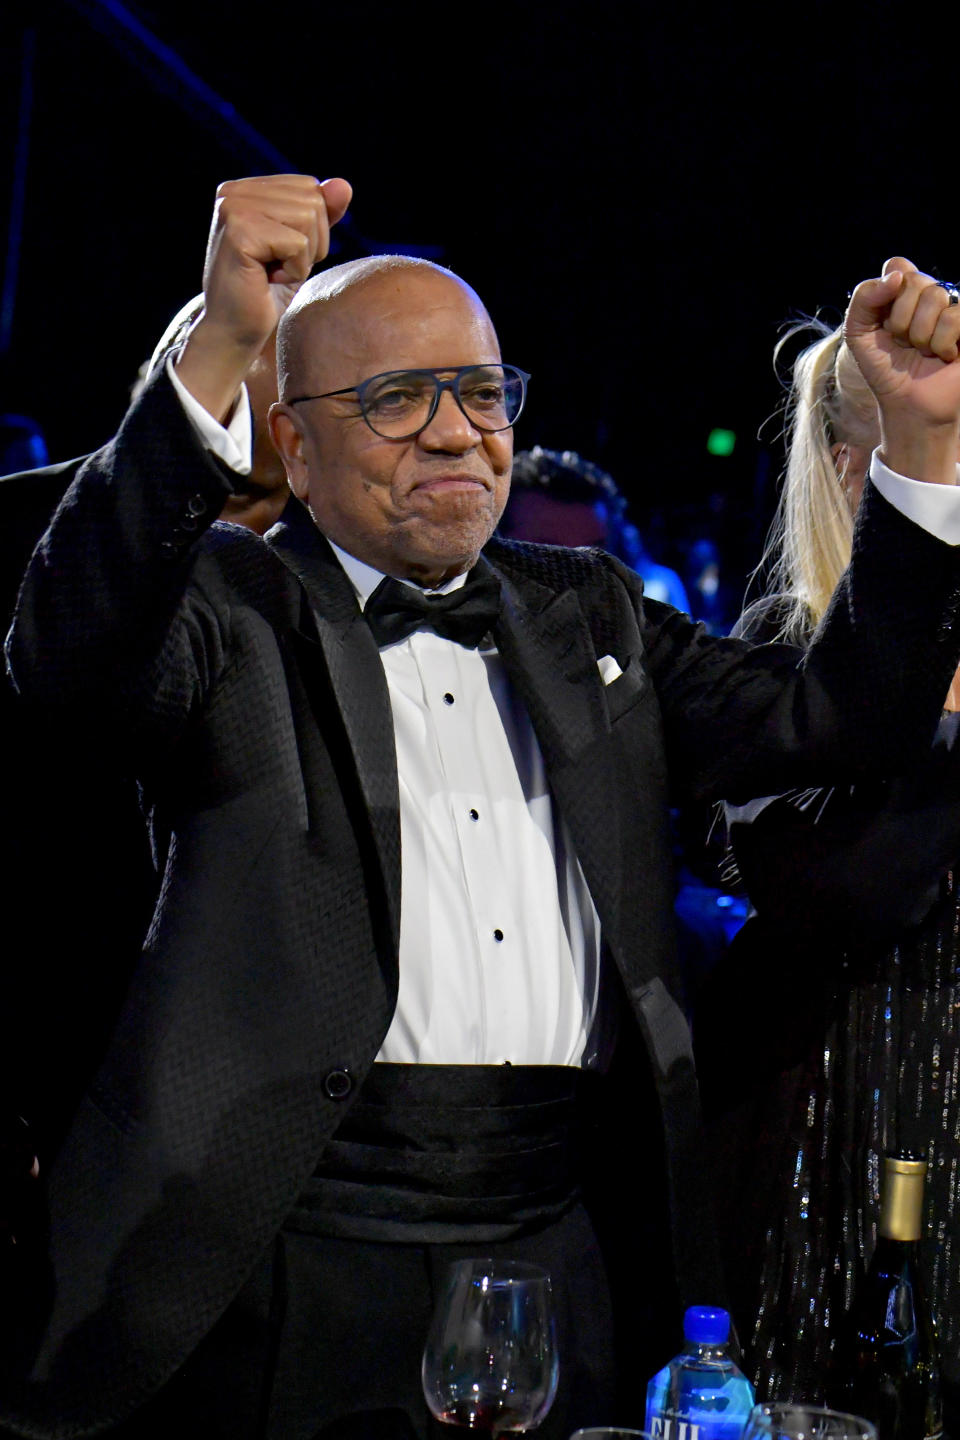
[725,712,960,952]
[5,367,240,746]
[631,479,960,803]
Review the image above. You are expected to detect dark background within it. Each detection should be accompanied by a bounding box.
[1,0,955,601]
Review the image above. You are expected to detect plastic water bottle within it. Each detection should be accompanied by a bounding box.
[645,1305,755,1440]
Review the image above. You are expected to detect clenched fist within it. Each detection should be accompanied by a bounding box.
[176,173,352,423]
[845,258,960,485]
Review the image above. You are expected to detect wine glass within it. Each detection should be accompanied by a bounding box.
[422,1258,559,1435]
[569,1430,653,1438]
[742,1403,879,1440]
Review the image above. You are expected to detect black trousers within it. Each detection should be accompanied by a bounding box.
[107,1201,623,1440]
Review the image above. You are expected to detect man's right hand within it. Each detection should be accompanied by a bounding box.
[175,174,352,425]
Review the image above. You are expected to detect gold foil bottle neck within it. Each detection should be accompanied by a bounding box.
[879,1153,926,1242]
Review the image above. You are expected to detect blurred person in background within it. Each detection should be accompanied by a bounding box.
[132,297,291,535]
[500,445,690,609]
[0,416,49,477]
[697,295,960,1429]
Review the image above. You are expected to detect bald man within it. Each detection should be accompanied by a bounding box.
[7,175,960,1440]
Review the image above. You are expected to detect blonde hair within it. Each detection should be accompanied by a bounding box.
[749,319,878,642]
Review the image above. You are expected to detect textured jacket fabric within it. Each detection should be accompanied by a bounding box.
[0,457,157,1176]
[6,368,960,1436]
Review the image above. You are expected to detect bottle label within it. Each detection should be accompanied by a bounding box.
[649,1419,703,1440]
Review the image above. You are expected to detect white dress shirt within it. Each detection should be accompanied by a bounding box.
[329,546,603,1066]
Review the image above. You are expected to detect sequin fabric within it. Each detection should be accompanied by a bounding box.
[748,867,960,1408]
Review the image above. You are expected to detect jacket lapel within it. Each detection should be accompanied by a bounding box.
[486,556,624,935]
[265,515,626,950]
[267,501,401,949]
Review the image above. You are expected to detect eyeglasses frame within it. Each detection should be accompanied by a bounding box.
[285,363,530,441]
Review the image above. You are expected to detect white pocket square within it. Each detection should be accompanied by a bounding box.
[597,654,623,685]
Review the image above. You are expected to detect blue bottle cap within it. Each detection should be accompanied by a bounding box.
[683,1306,730,1344]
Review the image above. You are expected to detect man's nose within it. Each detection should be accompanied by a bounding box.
[417,388,482,451]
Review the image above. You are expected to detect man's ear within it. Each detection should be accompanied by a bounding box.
[269,404,309,500]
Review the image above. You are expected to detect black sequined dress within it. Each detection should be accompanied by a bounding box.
[697,710,960,1428]
[748,866,960,1408]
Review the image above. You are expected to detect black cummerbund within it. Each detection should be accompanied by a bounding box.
[286,1062,603,1245]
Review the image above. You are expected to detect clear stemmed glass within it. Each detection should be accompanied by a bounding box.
[569,1429,653,1438]
[742,1403,879,1440]
[422,1258,559,1435]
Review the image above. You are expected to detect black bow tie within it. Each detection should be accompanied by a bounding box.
[364,573,501,649]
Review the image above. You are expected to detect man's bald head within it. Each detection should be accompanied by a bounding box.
[276,256,490,400]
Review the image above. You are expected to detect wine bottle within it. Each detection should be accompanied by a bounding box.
[832,1152,942,1440]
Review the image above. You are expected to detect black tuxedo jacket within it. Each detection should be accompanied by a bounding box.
[6,369,960,1436]
[0,458,156,1168]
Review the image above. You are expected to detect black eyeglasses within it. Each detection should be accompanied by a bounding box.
[286,364,529,440]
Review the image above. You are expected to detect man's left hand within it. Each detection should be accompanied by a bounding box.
[845,258,960,484]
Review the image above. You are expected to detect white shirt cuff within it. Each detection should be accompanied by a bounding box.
[870,450,960,545]
[165,356,252,477]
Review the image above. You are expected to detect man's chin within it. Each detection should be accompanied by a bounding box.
[394,515,499,583]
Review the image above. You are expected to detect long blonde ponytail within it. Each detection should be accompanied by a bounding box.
[748,320,878,642]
